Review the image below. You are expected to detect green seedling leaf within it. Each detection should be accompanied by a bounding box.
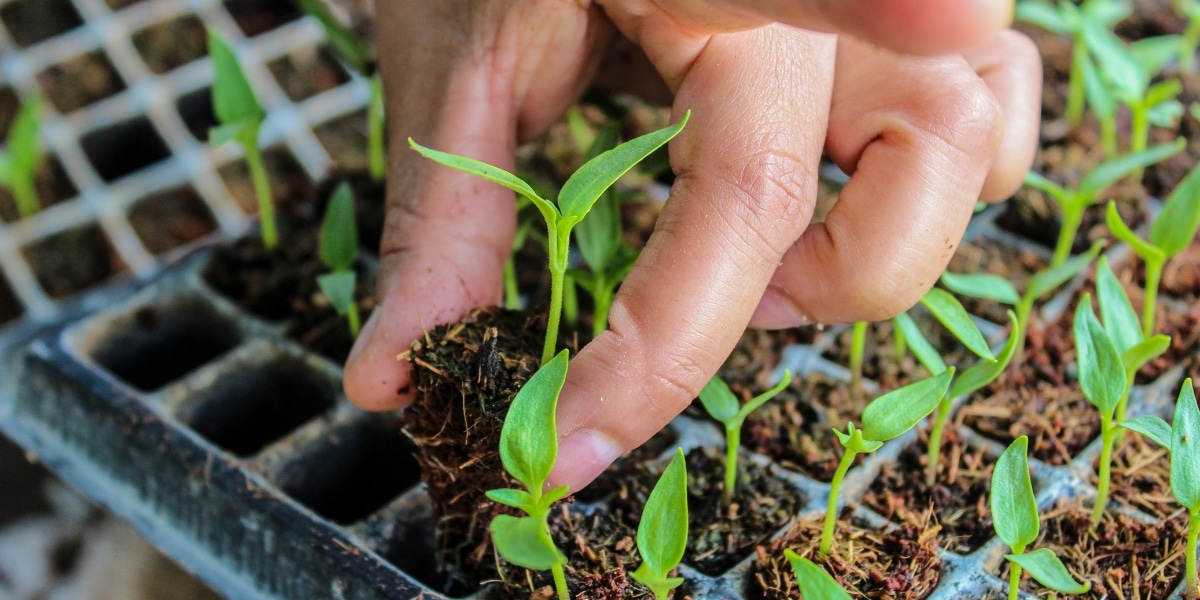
[499,350,569,493]
[861,369,955,443]
[940,272,1020,305]
[920,288,995,362]
[209,118,257,147]
[6,95,42,175]
[784,551,852,600]
[1016,0,1075,33]
[1120,414,1172,449]
[1081,51,1116,120]
[319,182,358,271]
[1096,256,1142,355]
[1086,0,1131,27]
[1023,170,1070,204]
[317,272,357,315]
[951,311,1020,398]
[1145,78,1184,109]
[1079,139,1184,196]
[575,125,622,273]
[1074,294,1127,416]
[1131,35,1184,76]
[992,436,1039,550]
[408,138,555,221]
[1027,243,1101,300]
[894,312,948,375]
[559,110,689,220]
[491,514,566,570]
[485,488,536,511]
[1147,99,1184,128]
[295,0,369,74]
[1081,19,1146,101]
[1006,548,1091,594]
[1122,334,1170,374]
[698,375,739,425]
[1107,202,1165,262]
[632,448,688,599]
[832,423,884,454]
[1150,159,1200,258]
[1171,379,1200,509]
[737,371,792,423]
[208,33,263,125]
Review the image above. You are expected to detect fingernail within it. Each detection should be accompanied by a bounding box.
[752,287,813,329]
[549,428,624,493]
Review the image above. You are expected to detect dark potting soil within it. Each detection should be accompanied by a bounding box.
[746,512,942,600]
[574,426,679,503]
[22,224,127,299]
[862,427,995,555]
[127,186,218,256]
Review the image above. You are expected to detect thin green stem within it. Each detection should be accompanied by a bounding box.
[12,172,39,218]
[592,277,613,339]
[1052,199,1084,268]
[724,424,740,506]
[925,394,953,487]
[347,301,361,338]
[544,254,565,365]
[1014,297,1033,369]
[552,562,569,600]
[849,321,868,393]
[1184,14,1200,71]
[244,146,278,250]
[1066,43,1087,127]
[1114,372,1134,445]
[1091,413,1115,528]
[1008,559,1023,600]
[1188,511,1199,600]
[563,273,579,328]
[1130,105,1150,183]
[503,256,520,310]
[368,77,385,182]
[820,448,858,556]
[893,322,907,360]
[1143,257,1164,337]
[1100,115,1118,158]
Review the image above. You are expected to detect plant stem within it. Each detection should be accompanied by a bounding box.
[1066,43,1087,127]
[1014,296,1034,369]
[1091,413,1115,529]
[1114,372,1134,445]
[1184,14,1200,71]
[368,77,385,182]
[1188,510,1199,600]
[1100,115,1118,158]
[503,256,520,310]
[1143,256,1164,337]
[12,172,39,218]
[592,277,613,339]
[819,448,858,556]
[849,321,867,394]
[245,146,278,250]
[1052,199,1084,268]
[724,424,740,506]
[893,321,907,360]
[563,273,579,328]
[347,301,361,338]
[1008,545,1027,600]
[543,228,565,365]
[1129,105,1149,183]
[925,394,953,487]
[552,563,569,600]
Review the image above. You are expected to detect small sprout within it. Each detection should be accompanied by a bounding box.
[1073,293,1128,527]
[1183,0,1200,70]
[819,369,954,555]
[0,94,44,218]
[783,550,851,600]
[1022,139,1183,266]
[1172,380,1200,600]
[992,436,1091,600]
[847,321,869,394]
[208,33,277,249]
[410,112,690,364]
[631,448,688,600]
[698,370,792,506]
[317,182,362,337]
[486,350,572,600]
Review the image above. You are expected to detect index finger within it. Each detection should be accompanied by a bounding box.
[547,24,836,491]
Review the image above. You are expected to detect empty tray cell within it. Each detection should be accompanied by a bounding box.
[132,14,207,74]
[175,355,337,456]
[37,50,126,113]
[0,270,23,326]
[175,87,217,142]
[128,186,217,255]
[0,154,78,224]
[313,110,368,173]
[80,117,170,182]
[87,295,242,391]
[21,223,126,299]
[217,146,312,215]
[0,0,82,47]
[224,0,301,37]
[275,418,421,525]
[268,46,350,102]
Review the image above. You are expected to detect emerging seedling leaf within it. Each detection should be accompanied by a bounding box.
[0,94,44,218]
[992,436,1039,551]
[784,551,851,600]
[1120,414,1172,449]
[919,288,995,362]
[1006,548,1091,594]
[698,371,791,504]
[1075,294,1127,417]
[317,183,361,336]
[631,448,688,600]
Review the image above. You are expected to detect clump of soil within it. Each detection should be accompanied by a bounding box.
[747,512,942,599]
[401,308,545,593]
[863,427,995,555]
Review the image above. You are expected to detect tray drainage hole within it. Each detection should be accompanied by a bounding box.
[89,297,242,391]
[276,419,420,525]
[132,14,207,74]
[80,117,170,182]
[176,357,336,457]
[176,87,217,142]
[36,50,126,114]
[21,224,127,299]
[128,186,217,255]
[0,0,82,47]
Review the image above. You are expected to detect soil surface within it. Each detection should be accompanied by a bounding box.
[1089,432,1175,519]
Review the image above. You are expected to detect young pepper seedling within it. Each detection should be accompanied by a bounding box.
[317,182,362,337]
[0,94,44,218]
[697,370,792,506]
[631,447,688,600]
[783,550,851,600]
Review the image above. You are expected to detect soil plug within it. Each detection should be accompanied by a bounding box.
[698,370,792,506]
[631,448,688,600]
[486,350,572,600]
[0,94,43,218]
[783,551,851,600]
[1021,139,1182,266]
[317,182,362,337]
[410,111,690,364]
[208,33,276,249]
[1106,157,1200,336]
[992,436,1091,600]
[819,368,954,555]
[1073,293,1128,528]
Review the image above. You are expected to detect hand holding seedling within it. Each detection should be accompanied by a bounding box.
[345,0,1044,493]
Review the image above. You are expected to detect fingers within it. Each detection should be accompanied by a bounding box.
[547,25,837,491]
[749,36,1004,330]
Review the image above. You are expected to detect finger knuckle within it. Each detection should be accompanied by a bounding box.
[917,70,1004,162]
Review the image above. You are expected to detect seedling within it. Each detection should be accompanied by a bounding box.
[0,94,44,218]
[783,550,851,600]
[317,182,362,337]
[410,112,690,364]
[894,295,1018,486]
[941,242,1102,364]
[847,321,868,394]
[485,350,572,600]
[992,436,1091,600]
[698,370,792,505]
[208,33,277,250]
[294,0,385,182]
[1105,158,1200,336]
[1183,0,1200,70]
[631,448,687,600]
[1022,138,1183,266]
[819,369,954,555]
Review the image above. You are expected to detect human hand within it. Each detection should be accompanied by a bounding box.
[344,0,1042,492]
